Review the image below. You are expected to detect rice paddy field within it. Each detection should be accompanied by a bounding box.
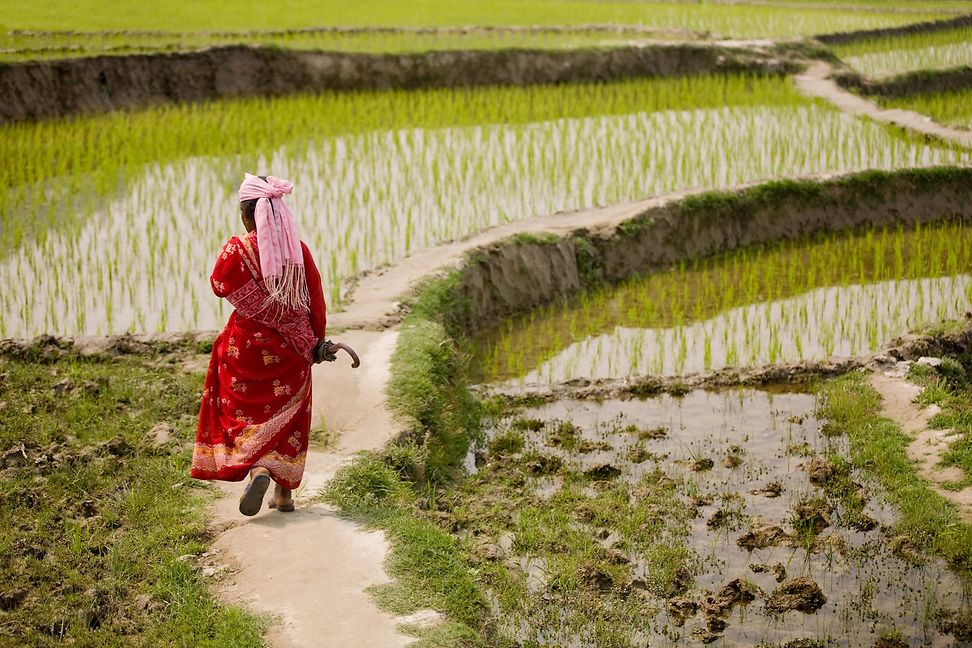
[2,0,969,42]
[4,74,972,339]
[473,221,972,383]
[882,87,972,129]
[6,1,972,646]
[833,25,972,78]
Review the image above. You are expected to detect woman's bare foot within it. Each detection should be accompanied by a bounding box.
[269,484,295,512]
[239,467,272,516]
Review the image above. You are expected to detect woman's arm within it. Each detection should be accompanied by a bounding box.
[210,237,251,298]
[302,242,327,339]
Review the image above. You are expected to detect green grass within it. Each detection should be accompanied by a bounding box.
[882,87,972,129]
[0,342,266,646]
[908,358,972,490]
[0,0,956,38]
[817,371,972,573]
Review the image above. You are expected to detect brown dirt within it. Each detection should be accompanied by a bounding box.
[836,66,972,99]
[869,372,972,522]
[0,42,792,123]
[794,62,972,147]
[765,577,826,614]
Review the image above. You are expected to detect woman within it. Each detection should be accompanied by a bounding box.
[191,174,328,516]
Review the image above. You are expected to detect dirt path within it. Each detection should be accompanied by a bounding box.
[793,61,972,148]
[869,372,972,522]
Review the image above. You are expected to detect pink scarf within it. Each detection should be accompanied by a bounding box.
[238,173,309,311]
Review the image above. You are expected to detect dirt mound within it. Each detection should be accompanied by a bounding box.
[766,577,827,614]
[0,43,793,123]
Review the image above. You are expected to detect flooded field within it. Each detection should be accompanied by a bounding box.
[474,221,972,384]
[455,388,972,646]
[4,76,971,338]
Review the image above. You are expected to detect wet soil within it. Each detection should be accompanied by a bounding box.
[460,388,970,646]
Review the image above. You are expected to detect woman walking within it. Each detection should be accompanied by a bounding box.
[191,174,328,516]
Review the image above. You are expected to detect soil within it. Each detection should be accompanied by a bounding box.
[794,61,972,147]
[869,371,972,522]
[0,42,792,123]
[837,66,972,99]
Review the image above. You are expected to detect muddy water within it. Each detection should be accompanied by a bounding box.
[468,389,971,646]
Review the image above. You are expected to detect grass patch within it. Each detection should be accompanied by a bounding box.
[816,371,972,572]
[908,356,972,490]
[0,346,265,645]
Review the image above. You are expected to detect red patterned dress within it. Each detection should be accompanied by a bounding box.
[191,230,327,489]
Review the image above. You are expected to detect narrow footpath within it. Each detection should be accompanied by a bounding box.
[794,61,972,148]
[206,59,972,647]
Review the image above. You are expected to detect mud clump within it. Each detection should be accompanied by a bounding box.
[723,445,744,468]
[791,497,832,535]
[889,534,922,564]
[667,596,698,627]
[807,455,835,485]
[524,453,562,475]
[750,562,787,582]
[766,577,827,614]
[750,481,783,498]
[692,457,715,472]
[585,464,622,481]
[737,525,792,550]
[874,631,909,648]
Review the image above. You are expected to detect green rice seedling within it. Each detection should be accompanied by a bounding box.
[3,74,971,338]
[474,220,972,383]
[882,87,972,129]
[0,0,960,43]
[833,26,972,78]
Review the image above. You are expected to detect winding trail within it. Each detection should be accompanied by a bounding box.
[794,61,972,148]
[206,59,972,648]
[870,372,972,522]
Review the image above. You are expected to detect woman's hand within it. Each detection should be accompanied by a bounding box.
[314,340,361,368]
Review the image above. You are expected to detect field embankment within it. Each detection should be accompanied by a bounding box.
[448,167,972,334]
[815,12,972,45]
[0,43,793,123]
[835,64,972,97]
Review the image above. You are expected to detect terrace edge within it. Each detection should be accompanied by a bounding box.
[0,43,795,123]
[443,166,972,335]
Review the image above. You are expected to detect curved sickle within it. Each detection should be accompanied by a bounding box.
[327,342,361,368]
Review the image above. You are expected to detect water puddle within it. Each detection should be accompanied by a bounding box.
[459,389,971,646]
[473,222,972,384]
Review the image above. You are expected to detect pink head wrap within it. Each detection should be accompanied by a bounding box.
[238,173,309,310]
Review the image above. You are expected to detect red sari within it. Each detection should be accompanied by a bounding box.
[191,230,327,489]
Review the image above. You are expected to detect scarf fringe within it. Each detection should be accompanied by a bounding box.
[263,263,310,312]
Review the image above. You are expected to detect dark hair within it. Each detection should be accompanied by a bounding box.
[240,175,268,221]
